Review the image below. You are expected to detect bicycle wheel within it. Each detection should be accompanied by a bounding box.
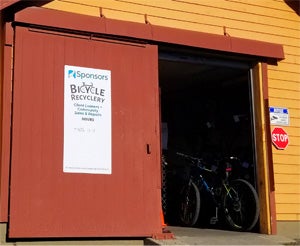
[179,181,200,226]
[222,179,259,231]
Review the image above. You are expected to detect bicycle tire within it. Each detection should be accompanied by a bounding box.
[222,179,259,231]
[179,181,200,227]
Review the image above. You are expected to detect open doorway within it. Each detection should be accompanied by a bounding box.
[159,48,260,232]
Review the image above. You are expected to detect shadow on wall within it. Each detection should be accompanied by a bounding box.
[284,0,300,16]
[2,0,53,21]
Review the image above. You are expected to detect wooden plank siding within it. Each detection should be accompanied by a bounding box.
[42,0,300,221]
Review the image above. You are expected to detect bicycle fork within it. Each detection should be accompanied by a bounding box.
[199,175,219,225]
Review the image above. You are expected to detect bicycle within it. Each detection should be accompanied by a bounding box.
[176,152,259,232]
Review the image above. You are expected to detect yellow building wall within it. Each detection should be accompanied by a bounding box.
[42,0,300,221]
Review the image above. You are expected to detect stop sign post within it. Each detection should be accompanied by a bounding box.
[271,127,289,150]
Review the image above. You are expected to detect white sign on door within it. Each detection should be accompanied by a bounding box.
[64,65,111,174]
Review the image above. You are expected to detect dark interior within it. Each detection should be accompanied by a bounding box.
[159,50,258,230]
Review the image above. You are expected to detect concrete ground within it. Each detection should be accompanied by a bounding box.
[277,221,300,242]
[1,223,299,246]
[146,226,300,245]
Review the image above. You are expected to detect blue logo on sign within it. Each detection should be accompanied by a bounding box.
[269,107,288,114]
[68,70,76,79]
[67,68,109,81]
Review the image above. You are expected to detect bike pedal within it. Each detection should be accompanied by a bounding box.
[209,217,218,225]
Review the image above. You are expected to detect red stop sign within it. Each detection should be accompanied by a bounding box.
[271,127,289,150]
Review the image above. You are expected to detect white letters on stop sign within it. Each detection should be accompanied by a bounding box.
[272,133,288,142]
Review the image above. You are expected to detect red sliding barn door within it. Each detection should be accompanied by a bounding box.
[9,26,161,238]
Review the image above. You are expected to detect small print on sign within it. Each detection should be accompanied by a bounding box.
[269,107,289,126]
[63,65,111,174]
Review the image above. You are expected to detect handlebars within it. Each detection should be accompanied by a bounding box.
[176,152,214,173]
[175,151,241,175]
[176,152,202,162]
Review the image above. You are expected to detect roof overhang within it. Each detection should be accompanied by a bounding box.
[13,7,284,61]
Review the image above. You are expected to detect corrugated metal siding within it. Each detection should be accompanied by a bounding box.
[42,0,300,221]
